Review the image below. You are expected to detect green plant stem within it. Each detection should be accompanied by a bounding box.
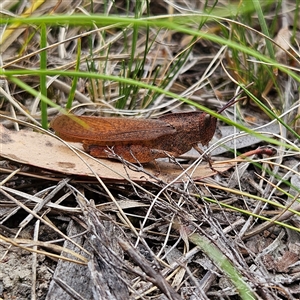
[251,0,275,60]
[189,233,256,300]
[67,38,81,109]
[3,68,299,152]
[40,23,48,128]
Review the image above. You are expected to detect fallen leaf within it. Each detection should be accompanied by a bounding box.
[0,125,236,182]
[274,27,291,64]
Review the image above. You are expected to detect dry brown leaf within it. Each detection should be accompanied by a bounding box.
[274,27,291,64]
[0,125,235,182]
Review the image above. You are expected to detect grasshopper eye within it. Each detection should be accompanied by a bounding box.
[204,113,212,126]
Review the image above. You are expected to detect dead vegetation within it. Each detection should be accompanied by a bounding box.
[1,0,300,299]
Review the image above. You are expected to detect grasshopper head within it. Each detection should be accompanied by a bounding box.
[198,113,217,146]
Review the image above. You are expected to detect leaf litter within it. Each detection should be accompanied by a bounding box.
[1,0,300,299]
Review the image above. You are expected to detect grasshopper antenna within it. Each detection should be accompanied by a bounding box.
[217,82,253,114]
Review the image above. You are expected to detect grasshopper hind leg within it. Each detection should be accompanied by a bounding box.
[83,143,170,163]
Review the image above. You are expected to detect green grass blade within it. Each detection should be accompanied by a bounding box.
[40,23,48,128]
[189,233,256,300]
